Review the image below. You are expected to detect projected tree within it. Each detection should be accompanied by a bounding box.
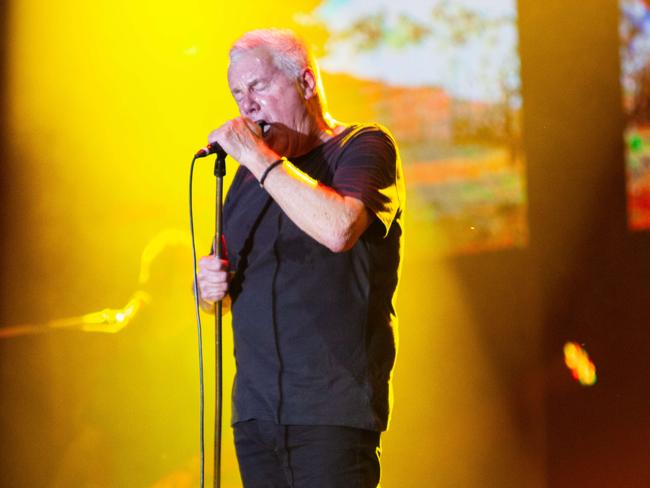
[620,0,650,229]
[303,0,526,253]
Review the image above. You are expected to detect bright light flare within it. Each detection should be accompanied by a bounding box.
[563,341,597,386]
[81,290,151,333]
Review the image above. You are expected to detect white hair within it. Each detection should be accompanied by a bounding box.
[229,28,317,81]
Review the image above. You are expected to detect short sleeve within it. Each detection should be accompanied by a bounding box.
[331,125,403,237]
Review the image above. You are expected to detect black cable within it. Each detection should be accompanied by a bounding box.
[189,155,206,488]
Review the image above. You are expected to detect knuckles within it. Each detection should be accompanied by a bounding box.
[197,254,231,303]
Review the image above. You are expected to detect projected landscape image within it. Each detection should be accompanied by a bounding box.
[299,0,527,253]
[621,0,650,230]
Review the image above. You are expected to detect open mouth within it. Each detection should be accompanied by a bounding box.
[257,120,271,137]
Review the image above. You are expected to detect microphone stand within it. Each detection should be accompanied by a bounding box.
[212,152,226,488]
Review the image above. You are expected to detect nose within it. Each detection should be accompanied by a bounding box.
[240,92,260,117]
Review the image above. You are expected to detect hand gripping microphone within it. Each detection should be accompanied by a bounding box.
[194,121,268,159]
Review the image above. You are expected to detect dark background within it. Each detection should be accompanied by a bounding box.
[521,1,650,485]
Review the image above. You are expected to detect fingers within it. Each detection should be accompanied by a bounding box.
[207,118,266,164]
[198,282,229,303]
[208,118,249,145]
[199,255,229,272]
[197,256,231,303]
[241,117,263,137]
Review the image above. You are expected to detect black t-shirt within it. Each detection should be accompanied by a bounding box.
[223,123,404,431]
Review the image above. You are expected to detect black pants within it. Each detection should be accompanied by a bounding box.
[233,420,381,488]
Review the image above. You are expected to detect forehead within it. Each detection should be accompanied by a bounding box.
[228,49,280,87]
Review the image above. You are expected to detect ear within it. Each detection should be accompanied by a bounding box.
[299,68,317,100]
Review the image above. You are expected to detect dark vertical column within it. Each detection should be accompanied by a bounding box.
[520,0,650,485]
[0,1,14,483]
[0,4,53,486]
[0,0,9,289]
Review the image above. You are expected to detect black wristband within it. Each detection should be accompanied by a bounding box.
[259,158,285,188]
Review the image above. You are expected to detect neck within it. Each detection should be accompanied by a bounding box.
[292,114,337,156]
[315,112,344,142]
[283,105,344,158]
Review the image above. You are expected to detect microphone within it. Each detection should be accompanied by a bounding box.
[195,142,226,159]
[194,121,268,158]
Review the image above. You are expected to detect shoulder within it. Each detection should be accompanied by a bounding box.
[332,123,397,158]
[334,124,398,164]
[339,123,395,144]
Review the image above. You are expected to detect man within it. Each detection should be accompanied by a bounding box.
[197,28,404,488]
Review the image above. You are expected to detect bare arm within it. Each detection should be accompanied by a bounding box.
[209,118,373,253]
[258,158,371,252]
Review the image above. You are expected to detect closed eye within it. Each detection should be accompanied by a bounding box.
[251,80,268,92]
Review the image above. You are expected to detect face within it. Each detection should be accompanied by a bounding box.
[228,49,317,157]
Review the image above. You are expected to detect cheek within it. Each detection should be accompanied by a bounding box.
[262,90,302,119]
[258,94,281,111]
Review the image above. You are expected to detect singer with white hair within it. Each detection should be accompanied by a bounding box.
[197,28,405,488]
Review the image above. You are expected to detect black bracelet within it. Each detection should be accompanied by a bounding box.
[259,158,285,188]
